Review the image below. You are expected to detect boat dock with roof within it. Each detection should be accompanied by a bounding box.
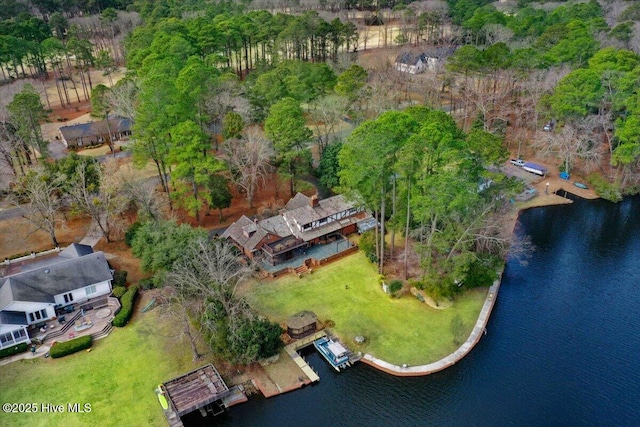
[159,364,247,427]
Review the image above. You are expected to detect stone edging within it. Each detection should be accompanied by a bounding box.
[360,272,502,376]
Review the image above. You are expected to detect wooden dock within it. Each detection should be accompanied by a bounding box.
[160,364,246,426]
[283,330,327,383]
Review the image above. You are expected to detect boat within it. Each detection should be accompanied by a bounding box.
[156,385,169,410]
[574,182,588,189]
[313,337,350,371]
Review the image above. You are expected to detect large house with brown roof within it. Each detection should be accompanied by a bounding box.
[222,193,375,267]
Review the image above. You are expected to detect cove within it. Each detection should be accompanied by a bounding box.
[186,195,640,426]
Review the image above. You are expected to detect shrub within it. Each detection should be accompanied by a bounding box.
[50,336,92,359]
[112,286,138,327]
[389,279,403,296]
[113,270,128,287]
[138,277,155,290]
[587,173,622,202]
[111,286,126,299]
[358,230,378,264]
[0,342,29,359]
[124,222,142,247]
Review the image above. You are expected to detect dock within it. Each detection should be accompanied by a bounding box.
[284,330,327,383]
[283,330,360,378]
[160,364,246,426]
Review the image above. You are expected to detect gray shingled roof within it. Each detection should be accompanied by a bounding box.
[223,194,370,249]
[221,216,268,252]
[0,252,112,310]
[59,243,94,259]
[396,47,457,65]
[59,117,131,142]
[285,193,312,211]
[258,215,292,238]
[283,194,354,228]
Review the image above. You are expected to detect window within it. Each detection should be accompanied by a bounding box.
[40,309,47,319]
[14,329,26,339]
[29,313,35,322]
[63,292,74,303]
[34,311,42,320]
[0,332,13,345]
[86,285,97,296]
[319,218,327,224]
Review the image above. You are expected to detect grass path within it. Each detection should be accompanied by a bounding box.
[0,309,198,427]
[244,252,487,365]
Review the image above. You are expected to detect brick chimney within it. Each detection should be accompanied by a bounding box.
[310,194,319,207]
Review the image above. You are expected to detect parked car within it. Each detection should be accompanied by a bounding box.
[510,159,526,167]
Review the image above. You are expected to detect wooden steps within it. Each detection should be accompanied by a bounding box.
[294,265,309,276]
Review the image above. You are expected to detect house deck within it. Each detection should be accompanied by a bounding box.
[37,297,120,344]
[260,237,353,274]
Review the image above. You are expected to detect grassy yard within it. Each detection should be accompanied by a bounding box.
[244,252,487,366]
[0,308,202,427]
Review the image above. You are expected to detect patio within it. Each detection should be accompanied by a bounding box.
[35,297,121,345]
[260,236,353,274]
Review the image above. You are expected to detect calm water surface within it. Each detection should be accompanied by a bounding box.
[186,196,640,426]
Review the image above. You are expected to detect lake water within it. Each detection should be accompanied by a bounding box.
[185,195,640,426]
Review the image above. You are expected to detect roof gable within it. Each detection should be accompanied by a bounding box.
[0,252,112,309]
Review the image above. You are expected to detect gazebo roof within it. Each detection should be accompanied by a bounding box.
[287,310,317,330]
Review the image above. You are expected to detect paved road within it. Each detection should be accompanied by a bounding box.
[0,205,24,221]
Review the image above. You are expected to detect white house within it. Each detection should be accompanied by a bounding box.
[0,244,113,350]
[395,47,457,74]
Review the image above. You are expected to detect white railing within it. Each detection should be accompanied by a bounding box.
[3,247,61,265]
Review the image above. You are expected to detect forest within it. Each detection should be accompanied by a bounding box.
[2,0,640,360]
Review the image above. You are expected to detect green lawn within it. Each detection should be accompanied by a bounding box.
[245,252,487,366]
[0,309,200,427]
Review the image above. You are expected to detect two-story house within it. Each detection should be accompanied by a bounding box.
[222,193,374,267]
[0,244,113,350]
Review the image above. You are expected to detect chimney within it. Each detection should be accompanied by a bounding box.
[311,195,319,208]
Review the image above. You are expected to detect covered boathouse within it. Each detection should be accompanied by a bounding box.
[161,364,246,426]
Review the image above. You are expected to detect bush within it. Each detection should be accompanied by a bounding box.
[389,279,403,296]
[0,342,28,359]
[587,173,622,202]
[112,286,126,299]
[358,230,378,264]
[113,270,128,287]
[112,286,138,327]
[138,277,156,290]
[125,222,142,247]
[50,336,92,359]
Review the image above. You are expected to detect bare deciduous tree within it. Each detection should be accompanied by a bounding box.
[10,167,65,247]
[68,159,127,243]
[309,94,349,153]
[223,127,273,209]
[164,238,255,362]
[107,78,138,120]
[117,165,169,222]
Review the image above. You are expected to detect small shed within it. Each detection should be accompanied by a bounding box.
[287,311,318,339]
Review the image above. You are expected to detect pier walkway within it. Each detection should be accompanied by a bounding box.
[284,331,327,383]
